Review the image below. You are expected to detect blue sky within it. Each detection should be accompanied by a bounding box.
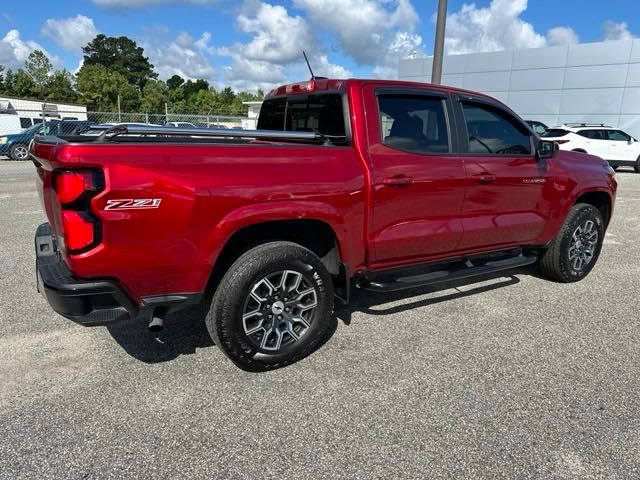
[0,0,637,91]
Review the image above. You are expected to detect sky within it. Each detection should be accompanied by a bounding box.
[0,0,637,92]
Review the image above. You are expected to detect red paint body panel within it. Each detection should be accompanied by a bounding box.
[32,79,617,305]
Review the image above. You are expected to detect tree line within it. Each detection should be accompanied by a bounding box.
[0,34,263,115]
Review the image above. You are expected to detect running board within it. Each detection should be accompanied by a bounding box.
[357,253,537,293]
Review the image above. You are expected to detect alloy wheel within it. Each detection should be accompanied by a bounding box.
[242,270,318,352]
[568,219,598,272]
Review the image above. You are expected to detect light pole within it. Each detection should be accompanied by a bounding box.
[431,0,448,85]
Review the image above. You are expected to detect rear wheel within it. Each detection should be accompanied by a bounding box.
[635,156,640,173]
[206,241,334,371]
[539,203,604,282]
[10,143,29,161]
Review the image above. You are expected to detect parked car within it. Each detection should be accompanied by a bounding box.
[542,123,640,172]
[525,120,548,135]
[0,120,94,160]
[165,121,197,128]
[32,78,617,371]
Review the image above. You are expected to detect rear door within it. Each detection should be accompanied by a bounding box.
[365,86,466,267]
[454,96,548,250]
[577,129,609,158]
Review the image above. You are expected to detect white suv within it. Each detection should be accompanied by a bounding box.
[542,123,640,172]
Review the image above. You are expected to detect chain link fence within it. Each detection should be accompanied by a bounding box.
[0,108,254,160]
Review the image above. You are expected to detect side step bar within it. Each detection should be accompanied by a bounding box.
[357,253,537,293]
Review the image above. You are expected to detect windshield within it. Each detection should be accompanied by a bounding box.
[257,93,346,141]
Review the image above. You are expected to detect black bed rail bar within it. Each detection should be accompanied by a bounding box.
[85,124,341,144]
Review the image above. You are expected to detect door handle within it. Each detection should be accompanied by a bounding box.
[471,173,496,183]
[382,175,414,186]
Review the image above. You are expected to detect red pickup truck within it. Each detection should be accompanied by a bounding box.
[32,79,617,370]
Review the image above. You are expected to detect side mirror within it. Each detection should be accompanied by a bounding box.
[537,140,557,159]
[628,138,634,145]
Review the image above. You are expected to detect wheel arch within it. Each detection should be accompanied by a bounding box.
[574,190,613,227]
[203,205,351,303]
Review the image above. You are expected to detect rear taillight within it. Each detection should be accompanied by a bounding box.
[56,171,96,204]
[53,169,104,253]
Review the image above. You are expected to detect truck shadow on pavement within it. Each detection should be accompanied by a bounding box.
[106,267,533,364]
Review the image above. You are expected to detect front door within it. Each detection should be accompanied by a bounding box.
[606,129,636,162]
[365,87,466,267]
[456,99,548,250]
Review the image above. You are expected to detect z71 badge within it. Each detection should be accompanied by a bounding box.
[104,199,162,210]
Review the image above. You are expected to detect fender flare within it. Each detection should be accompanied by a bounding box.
[202,200,351,269]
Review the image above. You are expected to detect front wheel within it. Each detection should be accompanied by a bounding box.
[539,203,604,282]
[206,241,334,371]
[10,143,29,161]
[635,156,640,173]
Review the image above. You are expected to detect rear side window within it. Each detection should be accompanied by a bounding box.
[462,102,532,155]
[257,94,346,141]
[577,130,605,140]
[19,117,32,128]
[378,95,450,154]
[542,129,569,138]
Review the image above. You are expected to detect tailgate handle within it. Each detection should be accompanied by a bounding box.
[382,175,414,186]
[471,173,496,183]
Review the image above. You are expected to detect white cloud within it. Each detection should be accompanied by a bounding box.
[41,15,99,53]
[445,0,545,54]
[0,29,57,69]
[142,31,216,82]
[92,0,213,8]
[547,26,579,46]
[444,0,582,55]
[237,2,312,64]
[294,0,421,66]
[219,1,351,91]
[603,21,634,41]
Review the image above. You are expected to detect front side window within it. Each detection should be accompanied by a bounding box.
[378,95,450,154]
[462,102,532,155]
[607,130,630,141]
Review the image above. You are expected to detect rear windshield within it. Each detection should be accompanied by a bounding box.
[257,93,346,141]
[542,129,569,138]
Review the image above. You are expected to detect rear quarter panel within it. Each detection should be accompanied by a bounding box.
[34,142,366,301]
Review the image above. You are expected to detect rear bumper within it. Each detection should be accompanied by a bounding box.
[35,223,138,326]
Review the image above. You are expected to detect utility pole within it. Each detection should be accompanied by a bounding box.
[165,103,169,124]
[117,95,122,122]
[431,0,448,85]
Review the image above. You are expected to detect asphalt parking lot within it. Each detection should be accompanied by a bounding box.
[0,160,639,479]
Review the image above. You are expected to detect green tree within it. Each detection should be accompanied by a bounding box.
[76,63,139,111]
[25,50,53,96]
[3,69,15,95]
[13,69,36,97]
[166,74,184,91]
[0,65,4,93]
[45,69,77,103]
[82,34,157,90]
[140,79,168,113]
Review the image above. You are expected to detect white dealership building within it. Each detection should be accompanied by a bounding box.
[398,38,640,137]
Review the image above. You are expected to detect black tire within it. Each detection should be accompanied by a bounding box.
[539,203,604,282]
[206,241,334,371]
[9,143,29,161]
[635,156,640,174]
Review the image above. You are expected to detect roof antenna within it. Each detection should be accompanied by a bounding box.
[303,51,315,80]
